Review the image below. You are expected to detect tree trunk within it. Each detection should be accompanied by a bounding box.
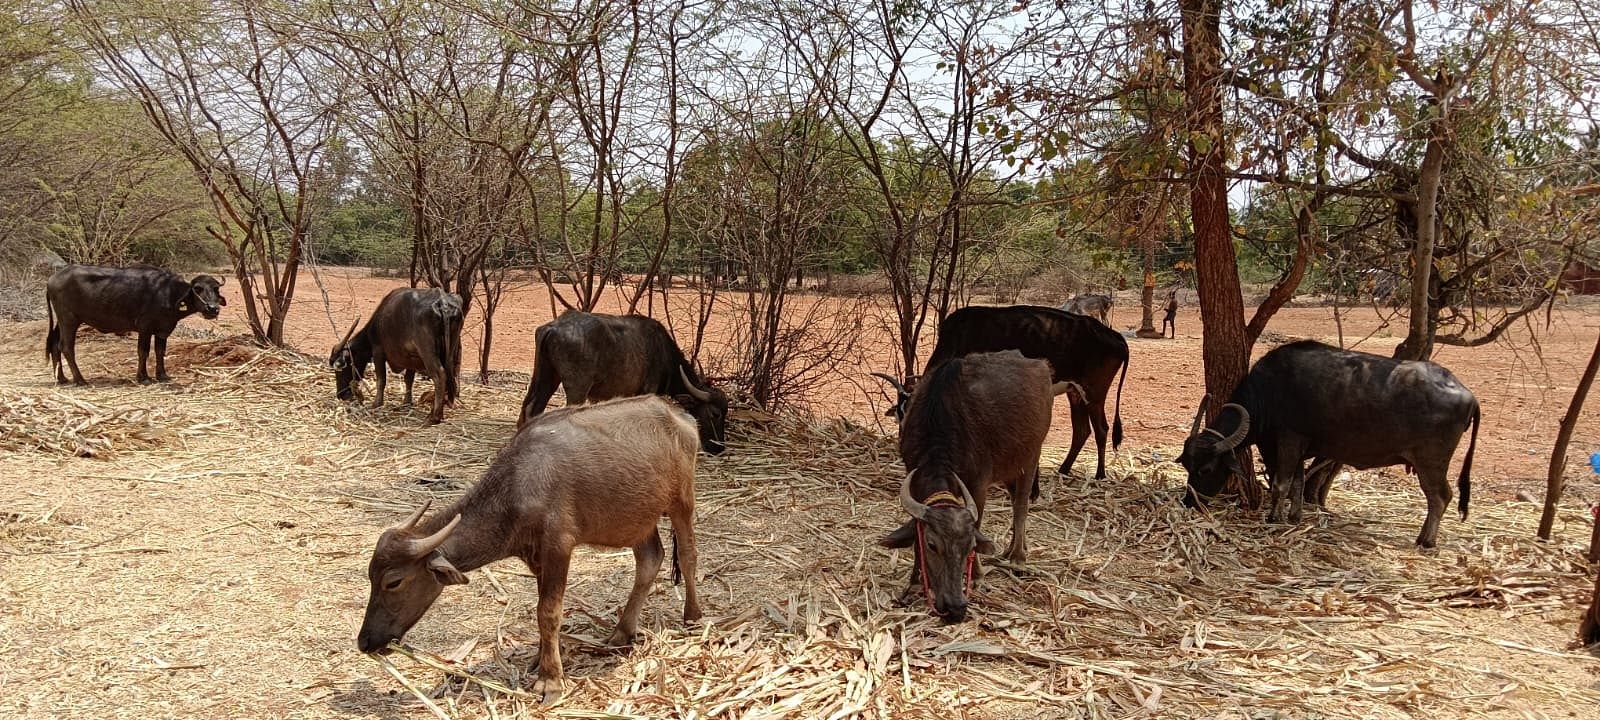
[1136,259,1162,339]
[479,311,494,385]
[1182,0,1258,507]
[1395,137,1444,361]
[1540,331,1600,540]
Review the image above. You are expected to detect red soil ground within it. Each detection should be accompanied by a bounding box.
[217,267,1600,503]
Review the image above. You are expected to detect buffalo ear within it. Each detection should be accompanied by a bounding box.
[1174,449,1188,467]
[975,533,997,556]
[1225,452,1246,481]
[671,393,694,407]
[879,522,916,549]
[217,293,227,306]
[427,554,469,585]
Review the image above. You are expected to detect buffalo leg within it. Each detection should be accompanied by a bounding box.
[1004,470,1032,564]
[61,321,86,385]
[610,530,664,646]
[1058,401,1091,478]
[1086,400,1110,480]
[532,546,571,705]
[136,333,152,383]
[667,500,702,624]
[370,349,388,409]
[423,356,447,424]
[402,370,415,405]
[519,354,561,424]
[1415,462,1453,549]
[154,334,170,382]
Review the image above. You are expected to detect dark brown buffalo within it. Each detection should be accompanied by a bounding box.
[518,310,729,454]
[356,395,702,704]
[880,350,1056,622]
[45,264,226,384]
[330,287,463,424]
[880,305,1127,480]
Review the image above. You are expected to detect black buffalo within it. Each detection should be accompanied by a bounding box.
[1178,340,1481,548]
[879,305,1127,479]
[518,310,729,455]
[330,287,464,425]
[45,264,226,384]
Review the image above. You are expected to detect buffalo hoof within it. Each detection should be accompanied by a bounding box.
[426,415,443,426]
[531,676,564,706]
[137,377,153,385]
[156,374,171,383]
[605,628,638,647]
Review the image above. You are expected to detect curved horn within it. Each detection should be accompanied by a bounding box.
[406,513,461,558]
[870,372,908,396]
[1215,403,1251,450]
[394,499,431,532]
[898,469,929,521]
[1189,395,1211,437]
[953,474,978,521]
[338,318,360,347]
[678,366,713,402]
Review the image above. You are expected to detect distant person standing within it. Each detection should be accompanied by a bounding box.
[1161,289,1178,338]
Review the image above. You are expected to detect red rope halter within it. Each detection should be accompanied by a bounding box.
[914,490,977,616]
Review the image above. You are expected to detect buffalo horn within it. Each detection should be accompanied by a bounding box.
[407,513,461,558]
[898,470,929,521]
[395,499,431,532]
[679,366,713,402]
[953,475,979,521]
[870,372,908,396]
[338,318,360,347]
[1189,395,1211,437]
[1216,403,1251,450]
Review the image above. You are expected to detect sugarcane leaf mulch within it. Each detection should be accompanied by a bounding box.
[0,326,1596,720]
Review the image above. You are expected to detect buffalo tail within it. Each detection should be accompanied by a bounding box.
[44,295,60,373]
[1111,351,1127,449]
[670,528,682,585]
[1458,403,1480,520]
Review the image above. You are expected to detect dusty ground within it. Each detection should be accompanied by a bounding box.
[1,274,1598,719]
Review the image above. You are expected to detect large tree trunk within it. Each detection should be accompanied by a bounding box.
[1181,0,1248,407]
[1395,137,1444,361]
[1182,0,1258,506]
[1541,331,1600,540]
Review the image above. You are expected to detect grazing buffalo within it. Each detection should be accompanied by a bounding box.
[1178,340,1481,548]
[45,264,226,384]
[518,310,729,455]
[330,287,463,424]
[1061,293,1114,326]
[880,351,1057,621]
[356,395,702,704]
[879,305,1127,479]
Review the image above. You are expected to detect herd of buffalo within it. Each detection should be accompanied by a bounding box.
[40,263,1484,702]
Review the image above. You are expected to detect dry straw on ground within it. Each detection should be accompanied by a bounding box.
[1,325,1597,720]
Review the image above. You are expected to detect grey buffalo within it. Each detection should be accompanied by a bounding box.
[1060,293,1114,326]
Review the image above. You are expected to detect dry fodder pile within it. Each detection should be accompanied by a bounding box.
[0,389,196,457]
[1,328,1597,720]
[362,413,1600,720]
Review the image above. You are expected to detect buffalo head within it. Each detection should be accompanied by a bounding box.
[329,319,369,402]
[870,372,914,422]
[185,275,226,319]
[879,471,994,622]
[356,500,467,655]
[1175,397,1250,506]
[676,366,729,455]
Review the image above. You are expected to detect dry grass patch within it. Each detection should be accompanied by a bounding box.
[0,326,1597,720]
